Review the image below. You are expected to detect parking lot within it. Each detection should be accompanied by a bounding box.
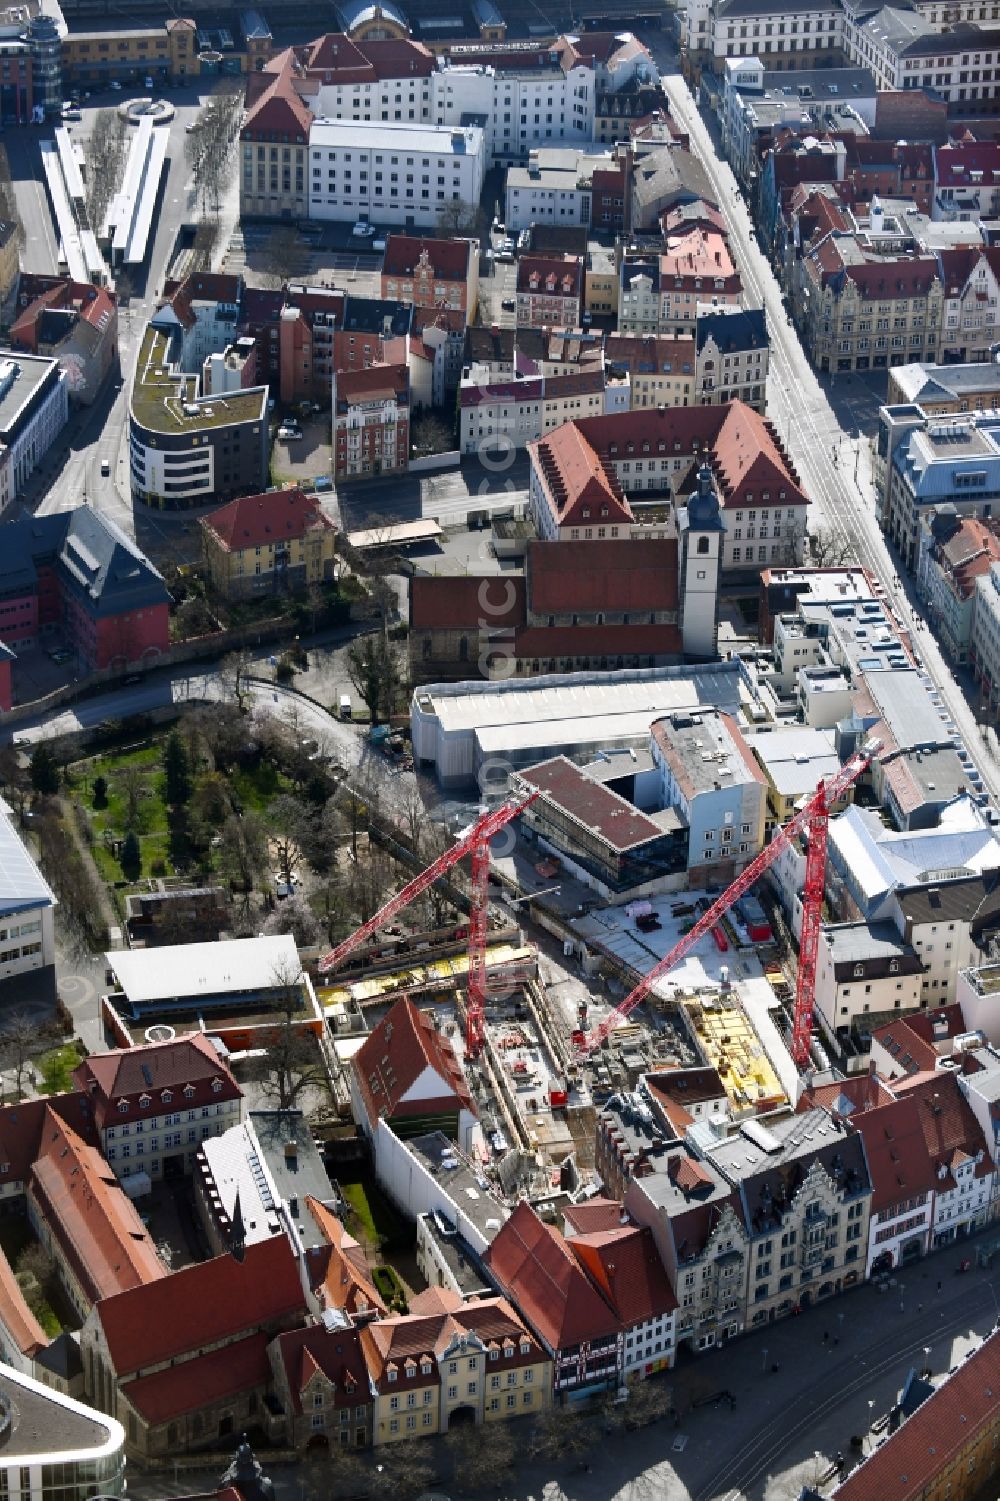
[271,415,333,489]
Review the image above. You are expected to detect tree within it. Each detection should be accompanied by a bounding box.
[92,775,108,808]
[29,746,60,797]
[346,633,400,725]
[809,523,859,568]
[267,793,307,884]
[529,1406,593,1463]
[411,408,455,453]
[118,764,147,830]
[218,811,269,896]
[296,797,343,875]
[444,1420,517,1489]
[264,892,321,948]
[120,830,141,881]
[162,731,192,806]
[367,1439,435,1500]
[85,109,127,230]
[191,771,232,830]
[0,1013,41,1100]
[435,199,483,237]
[219,649,253,708]
[254,224,311,289]
[247,965,329,1113]
[0,746,31,822]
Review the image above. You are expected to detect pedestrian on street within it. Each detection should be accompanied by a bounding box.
[937,1280,943,1292]
[822,1331,829,1342]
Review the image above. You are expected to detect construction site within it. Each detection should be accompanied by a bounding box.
[312,744,879,1208]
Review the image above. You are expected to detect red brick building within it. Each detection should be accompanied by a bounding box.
[333,362,410,482]
[516,255,584,330]
[0,507,169,687]
[381,235,479,319]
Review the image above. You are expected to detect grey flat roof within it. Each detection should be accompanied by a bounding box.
[822,919,916,961]
[419,1211,491,1295]
[106,935,301,1005]
[250,1110,335,1246]
[0,797,55,919]
[408,1130,508,1239]
[0,1365,121,1461]
[0,353,58,440]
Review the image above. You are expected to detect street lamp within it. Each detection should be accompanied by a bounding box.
[761,1345,769,1372]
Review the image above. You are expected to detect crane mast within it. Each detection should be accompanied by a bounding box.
[579,742,880,1061]
[318,793,537,1055]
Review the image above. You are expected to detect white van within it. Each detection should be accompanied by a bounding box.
[339,694,352,720]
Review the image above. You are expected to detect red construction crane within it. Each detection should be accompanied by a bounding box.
[578,740,880,1065]
[318,793,537,1055]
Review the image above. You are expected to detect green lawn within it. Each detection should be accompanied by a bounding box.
[37,1044,83,1096]
[77,744,173,881]
[340,1179,409,1251]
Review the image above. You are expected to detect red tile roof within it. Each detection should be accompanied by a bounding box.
[74,1036,241,1130]
[352,997,475,1132]
[410,575,526,631]
[381,235,473,281]
[202,488,336,554]
[935,140,1000,187]
[528,422,633,529]
[0,1093,97,1188]
[850,1097,938,1214]
[516,757,671,853]
[570,1226,677,1326]
[527,537,678,613]
[0,1246,47,1359]
[242,50,314,138]
[301,34,435,81]
[304,1196,387,1317]
[710,402,807,511]
[517,255,583,299]
[660,227,740,290]
[95,1235,307,1377]
[272,1324,371,1415]
[122,1333,271,1426]
[872,1004,967,1075]
[563,1198,629,1236]
[29,1108,167,1305]
[797,1072,894,1115]
[483,1201,621,1351]
[891,1070,994,1191]
[832,1330,1000,1501]
[335,362,408,403]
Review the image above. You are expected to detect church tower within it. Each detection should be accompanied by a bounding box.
[677,464,725,660]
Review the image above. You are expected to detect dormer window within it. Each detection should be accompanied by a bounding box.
[212,1079,223,1093]
[117,1100,129,1114]
[889,960,899,974]
[183,1084,196,1098]
[161,1090,173,1104]
[520,1338,531,1355]
[404,1359,416,1376]
[138,1094,151,1109]
[853,965,864,979]
[387,1367,398,1383]
[489,1348,499,1362]
[582,507,590,519]
[420,1359,432,1376]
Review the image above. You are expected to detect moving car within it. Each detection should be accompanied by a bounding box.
[100,458,110,476]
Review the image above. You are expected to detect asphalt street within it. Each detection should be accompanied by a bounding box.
[4,88,240,552]
[654,55,1000,808]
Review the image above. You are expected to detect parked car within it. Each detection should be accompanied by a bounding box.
[100,458,110,476]
[61,108,82,121]
[277,426,302,441]
[111,80,122,90]
[501,297,516,311]
[352,221,376,237]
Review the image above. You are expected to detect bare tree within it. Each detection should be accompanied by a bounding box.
[444,1421,517,1489]
[118,764,147,831]
[253,224,311,289]
[86,109,128,230]
[809,523,859,568]
[218,810,269,900]
[219,649,254,708]
[267,793,307,885]
[264,892,320,948]
[346,634,400,725]
[367,1439,435,1500]
[0,1013,42,1101]
[246,963,329,1113]
[435,201,483,237]
[529,1406,593,1463]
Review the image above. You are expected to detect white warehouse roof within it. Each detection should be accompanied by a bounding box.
[0,797,55,919]
[310,119,483,155]
[105,934,301,1004]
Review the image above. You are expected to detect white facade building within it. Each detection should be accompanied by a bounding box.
[430,57,596,165]
[971,559,1000,719]
[0,797,56,991]
[505,147,615,230]
[0,1364,126,1501]
[0,353,69,513]
[308,120,485,229]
